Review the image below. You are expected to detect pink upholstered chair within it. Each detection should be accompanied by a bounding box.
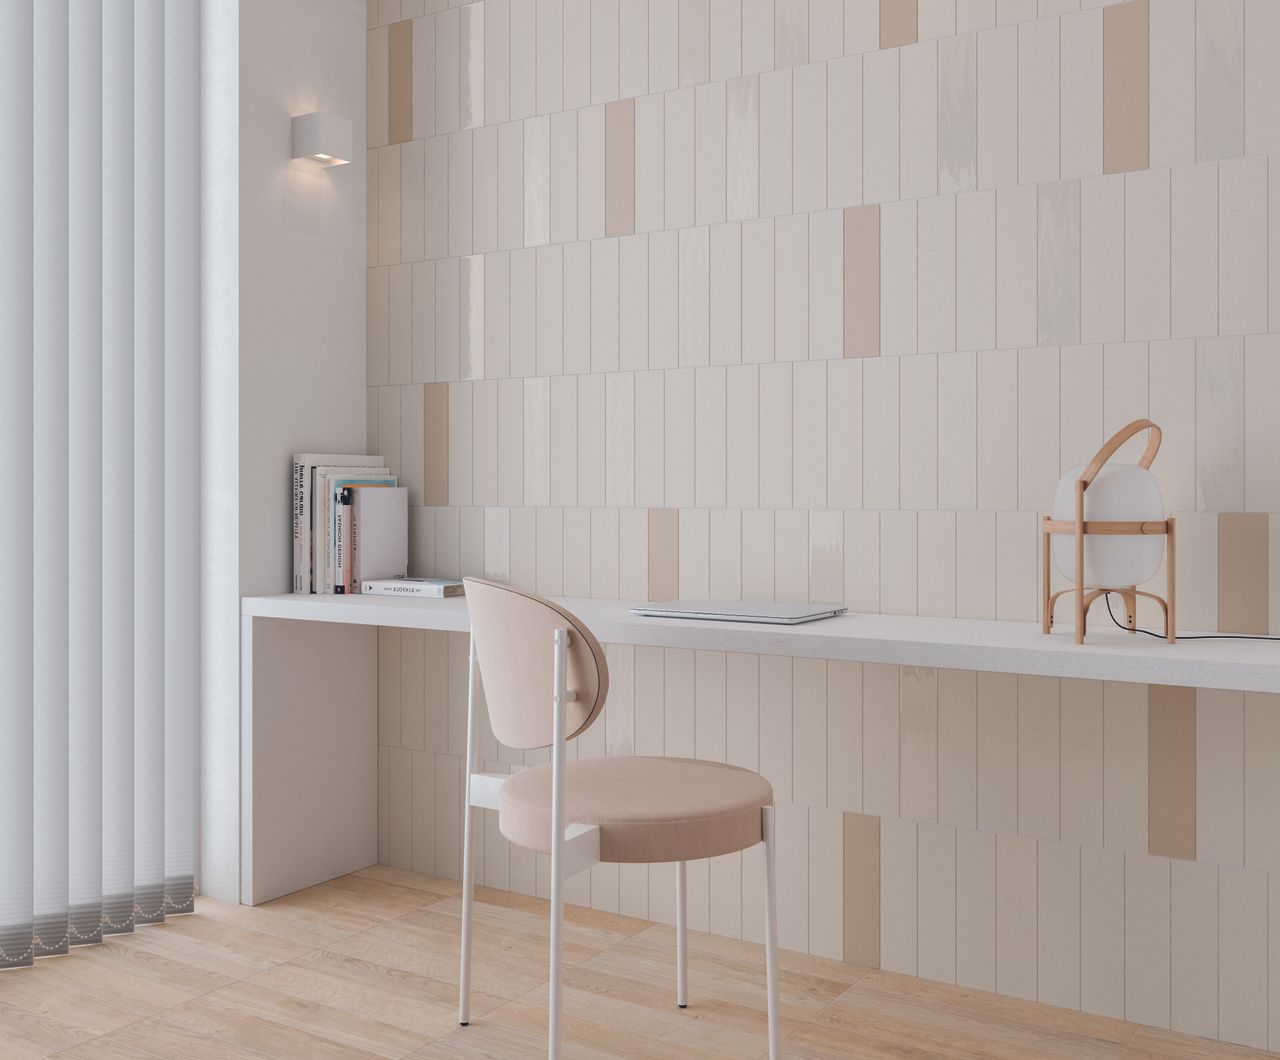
[457,578,781,1059]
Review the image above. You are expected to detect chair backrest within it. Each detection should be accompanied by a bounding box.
[463,578,610,750]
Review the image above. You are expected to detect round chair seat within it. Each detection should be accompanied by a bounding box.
[499,756,774,864]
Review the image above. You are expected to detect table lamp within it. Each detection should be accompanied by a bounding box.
[1042,419,1176,644]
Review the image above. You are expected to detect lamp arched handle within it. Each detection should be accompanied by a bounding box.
[1079,419,1161,490]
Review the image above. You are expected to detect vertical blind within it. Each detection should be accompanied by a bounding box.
[0,0,199,968]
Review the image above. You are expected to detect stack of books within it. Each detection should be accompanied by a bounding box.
[292,453,407,594]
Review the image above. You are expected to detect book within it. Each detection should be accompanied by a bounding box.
[311,468,392,593]
[351,486,408,588]
[292,454,385,592]
[362,577,465,598]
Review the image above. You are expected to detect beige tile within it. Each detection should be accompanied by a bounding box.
[646,508,679,602]
[423,382,448,507]
[388,19,414,145]
[842,205,880,358]
[604,98,635,237]
[843,811,880,969]
[1218,513,1269,635]
[879,0,918,49]
[1102,0,1149,174]
[1148,684,1196,861]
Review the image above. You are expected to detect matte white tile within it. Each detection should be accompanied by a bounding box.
[710,222,742,366]
[534,0,563,115]
[900,667,940,823]
[460,2,484,129]
[827,55,864,207]
[1017,346,1059,510]
[665,87,696,230]
[563,0,590,109]
[759,363,793,509]
[648,229,678,368]
[843,0,878,54]
[956,828,997,992]
[522,377,550,505]
[1218,155,1268,337]
[793,62,827,214]
[916,822,957,982]
[434,8,460,134]
[679,509,710,599]
[1102,340,1149,461]
[508,247,536,377]
[618,234,648,372]
[1060,9,1103,179]
[544,114,574,243]
[900,42,939,201]
[496,121,524,252]
[604,373,634,508]
[976,348,1017,509]
[1220,865,1269,1049]
[827,660,863,812]
[956,189,997,351]
[810,211,843,361]
[679,227,711,367]
[742,508,774,600]
[862,356,900,510]
[590,0,619,103]
[1080,174,1125,344]
[727,75,760,222]
[792,362,827,509]
[695,366,727,508]
[1125,853,1172,1030]
[710,0,743,81]
[1171,859,1219,1040]
[775,0,809,68]
[1150,0,1195,169]
[589,241,619,375]
[900,354,938,510]
[664,368,695,507]
[1017,675,1059,842]
[918,195,957,354]
[880,200,918,356]
[809,0,844,60]
[977,24,1017,189]
[1196,0,1245,163]
[759,69,793,217]
[918,0,956,40]
[976,671,1018,834]
[577,374,605,507]
[726,365,760,508]
[1059,678,1104,848]
[1019,18,1060,184]
[523,116,550,247]
[1196,336,1245,512]
[1124,168,1171,341]
[1037,841,1081,1010]
[634,94,664,232]
[776,802,810,952]
[759,656,793,801]
[775,214,809,362]
[844,510,880,613]
[792,658,827,806]
[1198,688,1245,867]
[1245,0,1280,155]
[648,0,677,92]
[995,184,1037,350]
[827,359,863,509]
[1104,681,1148,853]
[863,663,900,818]
[863,49,899,204]
[938,33,977,194]
[742,219,775,364]
[434,256,460,380]
[708,508,743,600]
[937,669,977,829]
[618,0,647,99]
[695,81,727,226]
[994,834,1037,1000]
[1171,161,1219,339]
[379,144,402,266]
[809,508,844,605]
[1245,335,1280,513]
[448,132,473,258]
[534,244,563,375]
[1081,845,1125,1019]
[808,806,845,959]
[509,0,536,119]
[880,511,918,615]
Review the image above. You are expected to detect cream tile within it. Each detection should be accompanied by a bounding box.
[977,348,1017,509]
[862,356,900,510]
[880,818,918,975]
[1037,841,1081,1010]
[618,0,647,99]
[1037,181,1080,347]
[679,226,711,367]
[447,383,472,507]
[535,0,563,114]
[880,200,917,357]
[938,32,977,194]
[460,2,484,129]
[709,223,742,367]
[1196,336,1245,513]
[1081,174,1125,344]
[809,210,843,361]
[618,234,647,371]
[1196,0,1244,162]
[1197,688,1245,867]
[844,510,880,613]
[534,244,563,375]
[1059,679,1104,848]
[1104,681,1148,853]
[522,116,550,247]
[913,821,956,981]
[955,509,996,619]
[379,143,402,266]
[845,0,880,53]
[937,351,976,509]
[522,377,550,506]
[775,214,809,361]
[496,122,523,251]
[368,25,389,147]
[759,363,793,509]
[775,508,810,602]
[588,0,618,103]
[1016,675,1059,841]
[977,24,1016,188]
[918,510,957,618]
[1016,346,1059,511]
[435,7,459,133]
[1246,0,1280,154]
[695,81,727,226]
[956,190,996,351]
[793,361,828,509]
[618,508,648,601]
[1149,0,1195,169]
[759,655,793,802]
[1219,865,1268,1049]
[976,671,1018,834]
[1061,9,1103,178]
[1125,852,1171,1030]
[828,55,864,208]
[880,511,918,615]
[497,378,524,506]
[863,48,899,204]
[1018,16,1059,184]
[918,195,956,354]
[576,374,604,507]
[1057,342,1102,472]
[827,360,863,509]
[726,365,760,508]
[793,658,828,806]
[710,0,743,80]
[956,827,996,992]
[648,0,677,92]
[900,354,938,510]
[793,61,828,213]
[549,112,577,245]
[709,508,743,599]
[448,131,472,257]
[900,667,939,823]
[776,801,810,952]
[900,41,938,201]
[367,268,391,386]
[775,0,809,67]
[663,368,695,508]
[648,229,678,368]
[1170,858,1219,1040]
[563,0,590,109]
[863,663,900,818]
[1081,845,1125,1019]
[693,649,727,763]
[936,669,977,830]
[663,647,696,758]
[808,806,845,960]
[996,184,1036,350]
[1218,155,1268,337]
[483,2,509,126]
[759,69,793,217]
[1102,340,1149,460]
[828,661,864,813]
[726,652,760,772]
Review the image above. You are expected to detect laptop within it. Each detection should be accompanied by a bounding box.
[630,600,847,625]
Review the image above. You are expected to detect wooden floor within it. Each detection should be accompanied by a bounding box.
[0,867,1274,1059]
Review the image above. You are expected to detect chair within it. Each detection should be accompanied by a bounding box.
[456,578,782,1059]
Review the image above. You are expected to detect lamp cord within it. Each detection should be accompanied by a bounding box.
[1103,593,1280,642]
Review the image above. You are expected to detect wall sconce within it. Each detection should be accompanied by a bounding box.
[291,111,352,167]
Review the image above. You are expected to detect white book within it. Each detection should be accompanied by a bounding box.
[352,487,408,586]
[292,453,384,592]
[362,577,464,598]
[309,465,390,593]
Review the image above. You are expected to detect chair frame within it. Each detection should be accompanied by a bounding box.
[457,630,782,1059]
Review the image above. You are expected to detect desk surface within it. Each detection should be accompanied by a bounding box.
[242,593,1280,694]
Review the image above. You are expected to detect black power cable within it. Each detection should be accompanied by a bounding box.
[1103,592,1280,642]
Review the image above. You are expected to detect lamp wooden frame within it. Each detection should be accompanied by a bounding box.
[1042,419,1177,645]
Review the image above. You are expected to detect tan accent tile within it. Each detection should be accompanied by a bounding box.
[424,383,449,507]
[879,0,918,50]
[605,99,635,238]
[1148,685,1196,861]
[1102,0,1149,174]
[843,205,880,358]
[646,509,679,602]
[843,812,880,968]
[388,19,413,146]
[1219,513,1269,634]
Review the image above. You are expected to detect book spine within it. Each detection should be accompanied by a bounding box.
[362,582,445,598]
[292,459,306,592]
[349,497,360,592]
[335,488,351,594]
[302,464,315,592]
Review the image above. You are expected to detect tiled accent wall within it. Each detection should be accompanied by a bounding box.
[368,0,1280,1046]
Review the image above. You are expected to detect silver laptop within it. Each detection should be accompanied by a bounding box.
[630,600,847,625]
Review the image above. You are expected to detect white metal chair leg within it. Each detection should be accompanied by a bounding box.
[675,861,688,1008]
[548,629,570,1060]
[762,805,781,1060]
[458,637,480,1027]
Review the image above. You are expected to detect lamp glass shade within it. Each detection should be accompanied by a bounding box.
[1051,463,1165,587]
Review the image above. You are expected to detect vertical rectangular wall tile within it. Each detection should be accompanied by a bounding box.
[1061,10,1103,179]
[388,19,414,145]
[1102,0,1149,174]
[1018,17,1058,186]
[604,100,634,238]
[828,55,863,207]
[956,190,996,351]
[1037,181,1080,347]
[996,185,1036,350]
[759,69,793,217]
[1170,161,1218,340]
[937,669,977,830]
[1218,155,1269,337]
[1220,866,1269,1049]
[647,508,679,601]
[1196,0,1244,162]
[863,49,899,204]
[976,671,1018,835]
[900,42,938,202]
[809,807,845,960]
[1246,692,1280,873]
[1038,841,1081,1010]
[956,828,996,992]
[1016,675,1059,842]
[1081,174,1125,344]
[1219,513,1269,635]
[918,194,956,354]
[1197,688,1245,866]
[1197,337,1245,513]
[793,62,827,213]
[863,663,900,818]
[1150,0,1194,169]
[1148,685,1197,861]
[917,823,957,984]
[424,382,449,506]
[828,661,864,813]
[880,201,917,356]
[1171,859,1219,1040]
[879,818,917,975]
[879,0,917,48]
[1081,845,1126,1019]
[899,667,938,824]
[977,25,1016,189]
[843,206,880,358]
[1124,168,1171,341]
[938,33,977,195]
[1125,852,1171,1030]
[1104,681,1148,853]
[843,812,879,967]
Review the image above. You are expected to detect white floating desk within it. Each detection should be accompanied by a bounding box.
[230,593,1280,907]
